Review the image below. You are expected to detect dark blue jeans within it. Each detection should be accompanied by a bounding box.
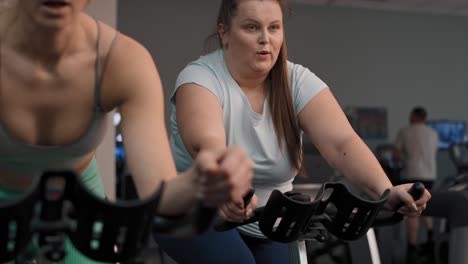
[153,229,292,264]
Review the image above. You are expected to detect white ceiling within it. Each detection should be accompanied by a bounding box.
[290,0,468,17]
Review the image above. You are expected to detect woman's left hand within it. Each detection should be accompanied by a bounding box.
[384,183,432,216]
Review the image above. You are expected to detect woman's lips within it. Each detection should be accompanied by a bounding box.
[40,1,70,17]
[42,0,69,8]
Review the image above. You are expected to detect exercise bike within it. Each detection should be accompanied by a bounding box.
[214,181,425,264]
[423,142,468,264]
[0,170,218,263]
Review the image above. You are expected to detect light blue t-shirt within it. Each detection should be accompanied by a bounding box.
[169,49,327,237]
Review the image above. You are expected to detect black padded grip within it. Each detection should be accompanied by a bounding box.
[374,182,426,226]
[242,188,255,207]
[394,182,425,211]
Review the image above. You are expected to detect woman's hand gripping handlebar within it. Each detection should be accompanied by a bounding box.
[372,182,426,226]
[214,188,255,231]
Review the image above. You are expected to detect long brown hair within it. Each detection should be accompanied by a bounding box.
[206,0,305,176]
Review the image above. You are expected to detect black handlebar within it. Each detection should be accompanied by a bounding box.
[0,170,218,263]
[372,181,425,226]
[213,188,255,231]
[151,182,218,237]
[214,182,426,243]
[0,170,426,262]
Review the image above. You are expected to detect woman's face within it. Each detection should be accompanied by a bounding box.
[18,0,90,29]
[219,0,284,77]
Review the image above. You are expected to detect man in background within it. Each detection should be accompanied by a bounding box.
[394,106,439,264]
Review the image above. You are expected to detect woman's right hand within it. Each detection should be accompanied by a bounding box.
[193,146,254,208]
[219,194,258,222]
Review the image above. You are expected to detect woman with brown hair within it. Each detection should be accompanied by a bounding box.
[154,0,431,263]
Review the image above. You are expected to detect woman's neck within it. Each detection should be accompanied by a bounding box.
[223,50,268,92]
[3,10,83,66]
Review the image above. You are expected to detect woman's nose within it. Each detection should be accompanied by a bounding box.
[258,29,269,44]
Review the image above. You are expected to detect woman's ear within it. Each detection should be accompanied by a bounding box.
[218,23,229,49]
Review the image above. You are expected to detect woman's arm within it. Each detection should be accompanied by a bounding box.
[175,83,256,220]
[175,83,226,156]
[298,88,391,198]
[175,83,253,203]
[101,35,194,214]
[298,88,429,213]
[102,35,252,215]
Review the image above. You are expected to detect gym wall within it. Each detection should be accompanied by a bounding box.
[117,1,468,179]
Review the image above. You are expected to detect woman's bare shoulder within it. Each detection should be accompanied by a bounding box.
[83,15,159,110]
[81,13,151,61]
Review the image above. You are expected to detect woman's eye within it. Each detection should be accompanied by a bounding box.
[247,25,257,31]
[270,25,280,31]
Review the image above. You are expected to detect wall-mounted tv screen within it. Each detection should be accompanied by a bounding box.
[426,120,466,149]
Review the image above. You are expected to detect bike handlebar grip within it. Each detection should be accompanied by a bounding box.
[387,182,426,224]
[394,182,426,211]
[409,181,425,199]
[213,188,255,232]
[373,182,426,227]
[243,188,255,207]
[193,205,218,234]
